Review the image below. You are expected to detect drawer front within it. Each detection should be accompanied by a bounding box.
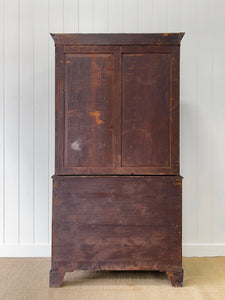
[54,176,181,226]
[52,176,182,270]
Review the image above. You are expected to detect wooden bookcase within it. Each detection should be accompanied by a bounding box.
[50,33,184,287]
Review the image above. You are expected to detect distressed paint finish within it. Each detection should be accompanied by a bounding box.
[50,33,184,288]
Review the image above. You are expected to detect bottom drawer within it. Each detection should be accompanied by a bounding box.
[52,175,182,272]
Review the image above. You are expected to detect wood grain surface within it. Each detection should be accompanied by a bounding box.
[50,33,184,288]
[64,53,113,167]
[50,176,183,287]
[54,41,181,175]
[122,53,171,167]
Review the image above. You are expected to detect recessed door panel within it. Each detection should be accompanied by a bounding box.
[55,44,179,175]
[122,53,171,168]
[64,53,113,167]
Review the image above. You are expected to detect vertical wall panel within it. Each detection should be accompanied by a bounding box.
[49,0,64,243]
[181,0,198,244]
[79,0,93,32]
[109,0,123,32]
[138,0,153,33]
[64,0,79,33]
[167,0,182,32]
[4,0,19,244]
[152,0,168,32]
[33,0,49,244]
[0,0,4,244]
[123,0,138,33]
[93,0,108,32]
[212,0,225,243]
[197,0,213,244]
[19,0,34,244]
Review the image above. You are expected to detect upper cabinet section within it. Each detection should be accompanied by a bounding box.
[52,34,184,175]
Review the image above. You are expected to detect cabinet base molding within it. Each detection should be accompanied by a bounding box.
[50,175,183,287]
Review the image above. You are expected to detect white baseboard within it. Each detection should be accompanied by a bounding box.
[0,243,225,257]
[0,244,51,257]
[182,243,225,257]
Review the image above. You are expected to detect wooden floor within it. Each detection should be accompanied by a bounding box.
[0,257,225,299]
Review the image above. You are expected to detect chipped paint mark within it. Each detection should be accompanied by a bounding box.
[163,33,169,36]
[60,60,64,63]
[71,138,81,151]
[89,110,104,125]
[66,60,71,64]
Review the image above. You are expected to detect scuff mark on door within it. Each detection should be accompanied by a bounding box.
[71,138,81,151]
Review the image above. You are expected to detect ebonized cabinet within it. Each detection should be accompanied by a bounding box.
[50,33,184,287]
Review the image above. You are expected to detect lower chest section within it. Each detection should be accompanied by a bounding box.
[52,175,182,272]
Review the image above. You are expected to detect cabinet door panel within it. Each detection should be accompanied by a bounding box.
[64,53,113,167]
[55,44,179,175]
[122,53,171,168]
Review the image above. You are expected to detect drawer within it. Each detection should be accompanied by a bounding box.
[53,176,182,226]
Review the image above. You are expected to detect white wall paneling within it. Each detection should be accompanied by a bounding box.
[79,0,93,33]
[211,0,225,243]
[4,0,19,245]
[33,0,49,245]
[0,0,4,245]
[196,0,213,244]
[152,0,168,32]
[123,0,138,33]
[138,0,153,33]
[108,0,123,32]
[93,0,108,32]
[182,0,199,245]
[19,0,34,245]
[0,0,225,257]
[64,0,79,32]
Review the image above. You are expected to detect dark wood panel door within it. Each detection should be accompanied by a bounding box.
[64,53,113,167]
[121,49,176,170]
[55,46,121,174]
[55,45,180,175]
